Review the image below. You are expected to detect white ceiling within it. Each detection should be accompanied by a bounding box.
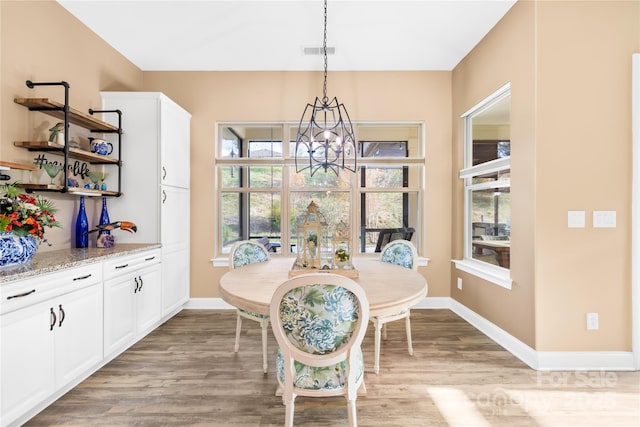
[57,0,516,72]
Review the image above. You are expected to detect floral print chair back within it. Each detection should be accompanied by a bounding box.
[380,239,417,271]
[371,239,419,374]
[270,273,370,427]
[229,240,271,373]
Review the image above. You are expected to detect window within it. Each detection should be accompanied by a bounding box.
[458,83,511,288]
[215,123,424,257]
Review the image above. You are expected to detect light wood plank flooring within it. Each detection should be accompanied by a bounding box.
[26,310,640,426]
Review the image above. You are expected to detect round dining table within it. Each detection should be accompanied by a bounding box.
[219,257,428,318]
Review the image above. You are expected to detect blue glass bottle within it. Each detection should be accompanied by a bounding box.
[98,196,111,236]
[75,196,89,248]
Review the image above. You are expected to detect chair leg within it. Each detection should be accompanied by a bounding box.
[234,313,242,353]
[373,317,382,374]
[347,398,358,427]
[261,319,269,373]
[284,399,295,427]
[405,315,413,356]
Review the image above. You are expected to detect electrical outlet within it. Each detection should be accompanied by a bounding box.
[457,277,462,290]
[586,312,599,330]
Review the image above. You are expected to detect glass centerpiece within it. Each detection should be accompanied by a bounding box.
[295,200,328,270]
[332,220,352,269]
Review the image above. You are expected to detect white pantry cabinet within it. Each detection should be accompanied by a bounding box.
[101,92,191,318]
[0,263,103,427]
[103,249,162,358]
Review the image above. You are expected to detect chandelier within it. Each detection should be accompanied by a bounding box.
[294,0,357,176]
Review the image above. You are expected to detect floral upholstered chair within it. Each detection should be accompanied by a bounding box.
[270,273,370,427]
[371,239,418,374]
[229,240,270,373]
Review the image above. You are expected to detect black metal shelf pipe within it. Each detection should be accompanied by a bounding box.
[25,80,70,193]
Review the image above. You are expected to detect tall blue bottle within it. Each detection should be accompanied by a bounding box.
[98,196,111,236]
[75,196,89,248]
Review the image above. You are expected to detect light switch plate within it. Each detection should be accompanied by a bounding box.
[593,211,616,228]
[568,211,585,228]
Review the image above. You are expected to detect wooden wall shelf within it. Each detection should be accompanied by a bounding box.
[14,98,118,133]
[14,141,119,164]
[18,183,119,197]
[0,161,38,171]
[13,81,123,197]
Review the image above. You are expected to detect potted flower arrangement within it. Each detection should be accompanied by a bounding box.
[0,183,60,267]
[335,247,350,268]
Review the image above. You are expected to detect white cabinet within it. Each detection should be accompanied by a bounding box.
[103,249,162,358]
[101,92,191,318]
[1,264,103,427]
[161,186,190,315]
[160,97,191,189]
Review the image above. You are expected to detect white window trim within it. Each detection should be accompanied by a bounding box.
[459,157,510,180]
[452,259,513,289]
[455,83,512,289]
[214,121,427,259]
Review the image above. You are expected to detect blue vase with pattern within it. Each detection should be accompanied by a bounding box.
[0,232,38,267]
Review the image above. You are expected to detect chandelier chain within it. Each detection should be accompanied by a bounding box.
[322,0,328,104]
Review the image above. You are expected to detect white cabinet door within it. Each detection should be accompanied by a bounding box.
[160,186,189,252]
[160,186,189,316]
[104,251,162,358]
[54,283,103,387]
[103,273,136,358]
[135,263,162,335]
[161,248,189,316]
[160,97,191,189]
[1,301,55,427]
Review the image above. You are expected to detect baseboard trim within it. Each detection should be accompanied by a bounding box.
[186,297,636,371]
[536,351,636,371]
[184,298,235,310]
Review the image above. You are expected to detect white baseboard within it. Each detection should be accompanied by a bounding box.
[184,298,235,310]
[185,296,636,371]
[536,351,636,371]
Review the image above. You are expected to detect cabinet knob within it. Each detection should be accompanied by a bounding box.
[162,190,167,204]
[162,166,167,181]
[138,275,144,292]
[134,277,140,293]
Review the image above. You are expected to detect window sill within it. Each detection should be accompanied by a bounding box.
[452,259,512,290]
[212,255,430,269]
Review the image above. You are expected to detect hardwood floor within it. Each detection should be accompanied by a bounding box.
[26,310,640,426]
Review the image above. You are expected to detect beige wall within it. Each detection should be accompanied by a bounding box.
[1,0,143,248]
[452,0,639,351]
[3,0,638,353]
[141,71,452,299]
[534,0,638,351]
[452,0,536,348]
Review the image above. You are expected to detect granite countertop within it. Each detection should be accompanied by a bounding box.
[0,243,161,283]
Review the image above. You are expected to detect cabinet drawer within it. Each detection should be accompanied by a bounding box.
[1,263,102,316]
[103,249,161,280]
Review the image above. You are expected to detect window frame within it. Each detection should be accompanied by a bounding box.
[455,83,513,289]
[214,121,426,260]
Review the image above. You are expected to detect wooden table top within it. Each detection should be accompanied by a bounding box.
[219,257,428,318]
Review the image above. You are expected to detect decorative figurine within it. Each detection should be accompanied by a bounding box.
[48,122,64,143]
[88,221,137,248]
